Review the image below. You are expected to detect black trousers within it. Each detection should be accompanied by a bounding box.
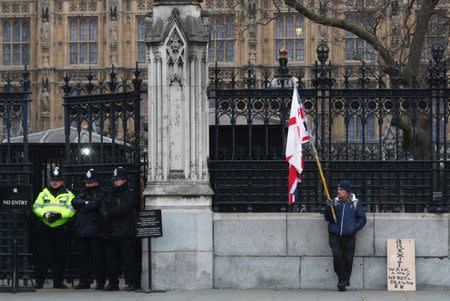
[104,238,138,287]
[35,226,66,285]
[77,237,105,285]
[329,234,356,283]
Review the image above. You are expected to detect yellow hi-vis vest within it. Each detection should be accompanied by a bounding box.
[33,188,75,228]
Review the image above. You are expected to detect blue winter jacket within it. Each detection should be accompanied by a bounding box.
[324,194,366,237]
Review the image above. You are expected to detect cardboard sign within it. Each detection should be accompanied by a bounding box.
[136,209,162,238]
[387,239,416,291]
[0,185,32,211]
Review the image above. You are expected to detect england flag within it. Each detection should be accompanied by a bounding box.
[285,84,310,204]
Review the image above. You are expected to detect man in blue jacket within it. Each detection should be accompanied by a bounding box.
[324,180,366,292]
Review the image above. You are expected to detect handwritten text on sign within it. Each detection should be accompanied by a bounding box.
[387,239,416,291]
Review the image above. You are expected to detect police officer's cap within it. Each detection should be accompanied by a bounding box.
[50,166,64,181]
[112,166,128,180]
[85,168,100,183]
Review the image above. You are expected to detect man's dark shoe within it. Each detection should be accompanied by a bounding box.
[74,281,90,289]
[343,280,350,287]
[95,282,105,290]
[337,281,346,291]
[35,280,44,289]
[103,284,119,291]
[125,285,137,291]
[53,283,68,289]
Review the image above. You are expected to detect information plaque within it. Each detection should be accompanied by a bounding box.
[136,209,162,238]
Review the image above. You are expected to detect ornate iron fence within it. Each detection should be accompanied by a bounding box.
[61,64,143,282]
[208,42,450,213]
[62,64,143,195]
[0,67,33,291]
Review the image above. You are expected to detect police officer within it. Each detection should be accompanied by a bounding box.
[101,167,139,291]
[32,167,75,289]
[72,168,106,290]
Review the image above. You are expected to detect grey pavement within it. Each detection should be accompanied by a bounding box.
[3,288,450,301]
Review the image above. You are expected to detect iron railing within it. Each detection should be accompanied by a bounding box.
[208,42,450,213]
[0,66,33,291]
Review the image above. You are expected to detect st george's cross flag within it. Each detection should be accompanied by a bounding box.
[285,85,310,205]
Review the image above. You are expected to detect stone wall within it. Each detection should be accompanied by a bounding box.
[213,213,450,289]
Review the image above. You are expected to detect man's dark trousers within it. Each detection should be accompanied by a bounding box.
[36,226,66,285]
[104,238,138,287]
[78,237,105,285]
[329,234,356,283]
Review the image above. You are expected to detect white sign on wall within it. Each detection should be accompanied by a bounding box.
[387,238,416,291]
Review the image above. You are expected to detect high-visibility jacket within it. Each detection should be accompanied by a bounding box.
[33,187,75,228]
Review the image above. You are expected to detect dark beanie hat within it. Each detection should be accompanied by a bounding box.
[338,180,352,193]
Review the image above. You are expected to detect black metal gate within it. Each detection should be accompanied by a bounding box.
[208,43,450,213]
[61,65,143,281]
[0,67,33,291]
[62,65,143,195]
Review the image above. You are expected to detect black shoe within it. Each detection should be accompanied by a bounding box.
[35,280,44,289]
[103,284,119,291]
[95,282,105,290]
[53,283,68,289]
[337,281,346,291]
[74,282,90,289]
[125,285,136,291]
[343,280,350,287]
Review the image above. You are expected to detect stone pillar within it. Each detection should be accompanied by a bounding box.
[142,0,213,290]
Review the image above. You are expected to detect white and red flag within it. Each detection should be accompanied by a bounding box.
[285,84,310,204]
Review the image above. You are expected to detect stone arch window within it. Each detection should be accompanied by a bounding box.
[69,18,97,64]
[275,14,304,62]
[209,14,235,63]
[1,18,30,66]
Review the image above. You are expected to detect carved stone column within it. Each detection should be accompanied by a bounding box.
[143,0,213,290]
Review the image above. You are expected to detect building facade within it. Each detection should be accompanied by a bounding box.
[0,0,449,136]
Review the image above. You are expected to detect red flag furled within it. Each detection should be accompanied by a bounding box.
[285,84,310,204]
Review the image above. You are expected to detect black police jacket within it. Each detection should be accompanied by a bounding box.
[100,183,138,239]
[72,186,106,238]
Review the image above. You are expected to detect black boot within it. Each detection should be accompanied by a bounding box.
[35,279,44,289]
[95,281,105,290]
[103,283,119,291]
[53,282,68,289]
[74,281,90,289]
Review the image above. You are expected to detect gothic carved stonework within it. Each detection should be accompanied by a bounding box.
[168,73,184,86]
[154,53,162,63]
[1,1,31,15]
[167,30,185,65]
[189,52,198,63]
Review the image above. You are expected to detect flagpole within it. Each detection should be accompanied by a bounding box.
[309,137,337,223]
[291,77,337,223]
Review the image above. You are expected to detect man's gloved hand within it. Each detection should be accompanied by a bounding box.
[326,199,334,207]
[47,212,62,223]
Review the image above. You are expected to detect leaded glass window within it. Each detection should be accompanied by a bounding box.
[69,18,97,64]
[275,14,304,61]
[137,17,146,63]
[209,15,235,63]
[345,13,375,61]
[1,19,30,65]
